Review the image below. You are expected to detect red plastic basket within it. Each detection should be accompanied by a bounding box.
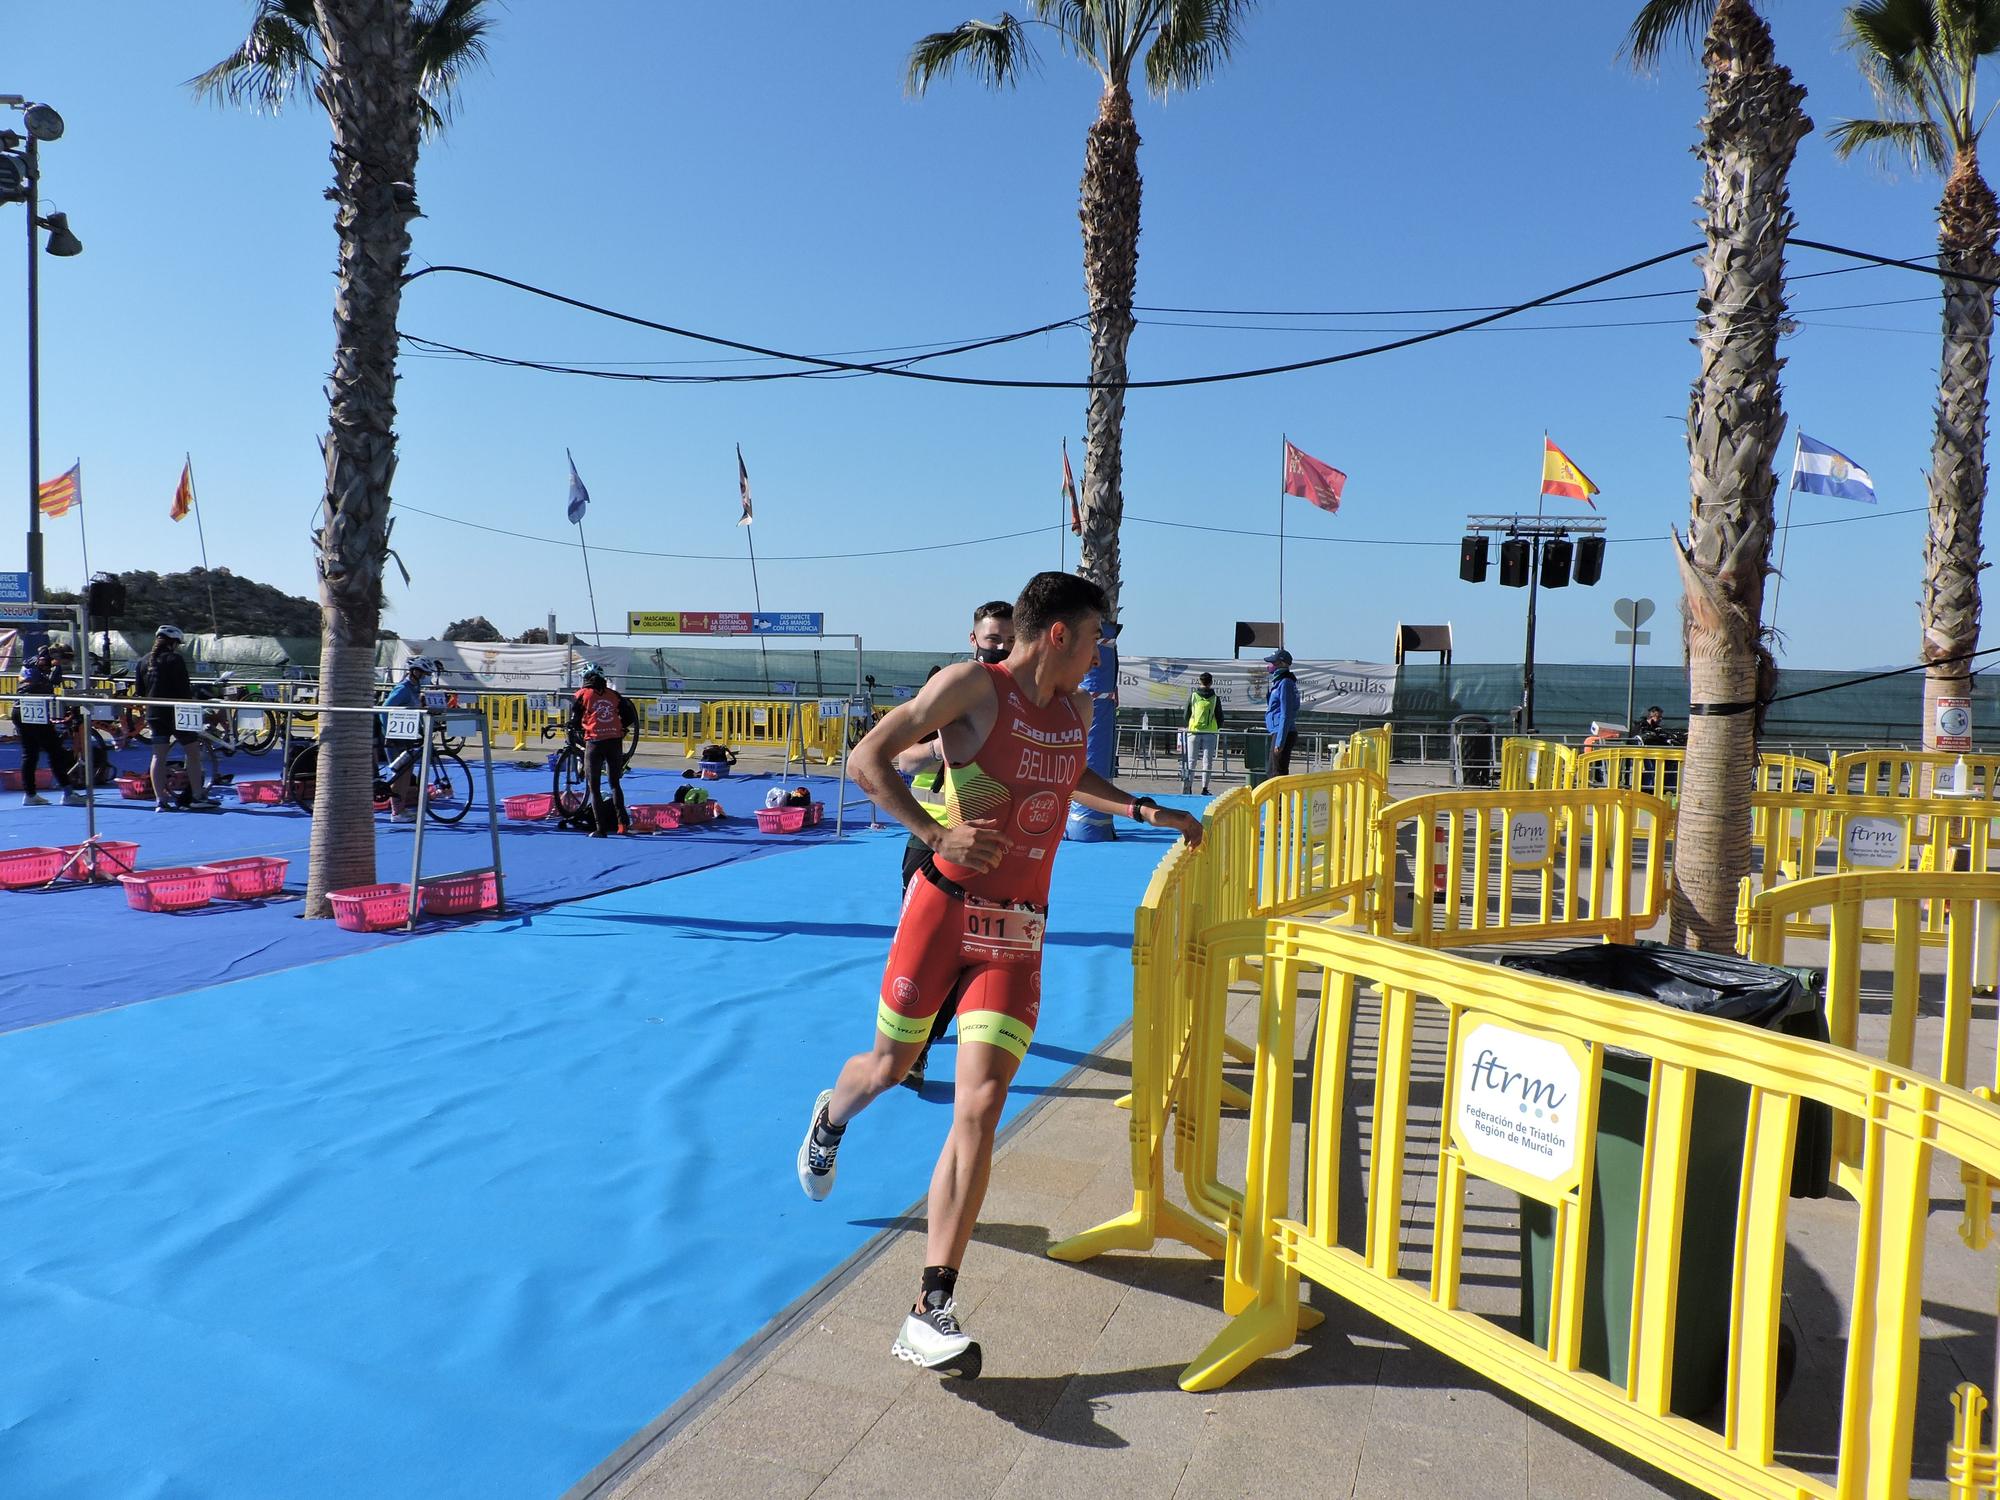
[756,807,808,834]
[117,774,153,800]
[0,845,65,888]
[118,866,224,913]
[809,802,825,827]
[690,800,723,824]
[417,869,499,917]
[57,840,141,881]
[328,882,412,932]
[626,802,682,831]
[0,768,58,792]
[287,777,316,805]
[504,792,553,822]
[197,855,289,900]
[236,779,285,805]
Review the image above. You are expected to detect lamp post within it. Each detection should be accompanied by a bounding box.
[0,97,80,603]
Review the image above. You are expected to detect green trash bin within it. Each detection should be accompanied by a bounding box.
[1502,944,1824,1417]
[1240,730,1271,788]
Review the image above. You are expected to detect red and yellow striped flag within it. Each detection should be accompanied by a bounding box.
[1540,436,1599,508]
[37,462,79,518]
[171,459,194,522]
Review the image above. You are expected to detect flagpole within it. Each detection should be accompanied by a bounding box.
[75,461,90,583]
[1769,433,1801,650]
[576,515,602,640]
[745,516,770,691]
[187,454,218,635]
[1277,434,1286,639]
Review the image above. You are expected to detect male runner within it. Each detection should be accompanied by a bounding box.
[891,599,1016,1090]
[795,571,1201,1377]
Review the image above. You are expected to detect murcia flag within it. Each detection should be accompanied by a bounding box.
[736,444,754,526]
[1540,436,1599,508]
[1281,439,1346,513]
[1790,433,1876,504]
[37,463,79,518]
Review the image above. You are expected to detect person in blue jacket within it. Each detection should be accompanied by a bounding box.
[1265,648,1300,776]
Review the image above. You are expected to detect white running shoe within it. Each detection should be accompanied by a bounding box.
[797,1088,840,1201]
[21,793,50,807]
[893,1300,982,1378]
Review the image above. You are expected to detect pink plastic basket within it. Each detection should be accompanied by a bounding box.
[756,807,808,834]
[236,779,285,805]
[808,802,825,827]
[417,869,499,917]
[117,774,153,800]
[57,840,141,881]
[328,882,412,932]
[118,866,224,913]
[626,802,682,831]
[0,845,65,889]
[197,855,289,900]
[688,800,722,824]
[504,792,554,822]
[0,768,58,792]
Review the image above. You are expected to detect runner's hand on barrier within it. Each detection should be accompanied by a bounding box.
[935,818,1011,874]
[1147,806,1204,848]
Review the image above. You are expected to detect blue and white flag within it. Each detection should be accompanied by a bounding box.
[565,449,590,524]
[1790,433,1876,504]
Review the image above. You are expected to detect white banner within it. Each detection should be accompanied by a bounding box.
[1118,656,1395,717]
[400,639,580,691]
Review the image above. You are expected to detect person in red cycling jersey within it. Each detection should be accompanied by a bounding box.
[569,665,638,836]
[794,571,1201,1378]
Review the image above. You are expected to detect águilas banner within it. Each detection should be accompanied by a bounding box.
[1117,657,1395,717]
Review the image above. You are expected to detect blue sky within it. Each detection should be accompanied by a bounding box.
[0,2,1973,669]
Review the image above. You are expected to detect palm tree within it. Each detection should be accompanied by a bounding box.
[193,0,492,916]
[1831,0,2000,755]
[907,2,1255,626]
[1628,0,1812,948]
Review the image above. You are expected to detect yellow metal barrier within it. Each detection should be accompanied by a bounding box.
[1178,919,2000,1500]
[1740,869,2000,1194]
[1253,767,1384,921]
[1746,790,2000,924]
[701,699,798,753]
[1331,722,1392,777]
[1833,748,2000,799]
[1373,787,1671,949]
[1498,737,1576,792]
[1574,746,1828,803]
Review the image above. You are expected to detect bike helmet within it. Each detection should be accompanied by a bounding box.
[155,624,185,643]
[582,666,608,688]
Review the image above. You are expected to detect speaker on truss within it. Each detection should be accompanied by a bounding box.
[1572,534,1605,586]
[1498,538,1530,588]
[1540,537,1574,589]
[1458,535,1488,583]
[86,572,126,617]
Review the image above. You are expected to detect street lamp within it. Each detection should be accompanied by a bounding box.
[0,96,82,602]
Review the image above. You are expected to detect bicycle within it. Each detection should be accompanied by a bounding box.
[543,712,640,819]
[285,713,473,824]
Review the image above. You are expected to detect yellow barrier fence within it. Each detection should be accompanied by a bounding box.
[1373,787,1671,949]
[1497,737,1576,792]
[1739,869,2000,1196]
[1331,722,1392,777]
[1253,767,1385,921]
[1746,790,2000,927]
[1572,745,1830,803]
[1833,748,2000,799]
[1177,919,2000,1499]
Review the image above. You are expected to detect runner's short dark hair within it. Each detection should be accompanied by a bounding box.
[1013,572,1107,640]
[973,600,1013,626]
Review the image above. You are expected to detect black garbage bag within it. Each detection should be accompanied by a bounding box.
[1500,943,1831,1199]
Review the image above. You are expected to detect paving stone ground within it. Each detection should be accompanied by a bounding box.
[591,765,1999,1500]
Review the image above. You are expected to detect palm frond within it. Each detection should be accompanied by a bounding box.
[1621,0,1718,69]
[412,0,497,134]
[1028,0,1104,69]
[1829,113,1949,171]
[1145,0,1255,98]
[907,15,1036,95]
[186,0,324,114]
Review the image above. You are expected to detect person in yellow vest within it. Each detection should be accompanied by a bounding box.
[891,600,1015,1092]
[1182,671,1220,795]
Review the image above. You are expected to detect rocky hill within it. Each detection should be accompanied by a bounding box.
[50,568,323,637]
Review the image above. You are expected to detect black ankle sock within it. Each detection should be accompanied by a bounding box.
[919,1264,958,1312]
[812,1107,846,1149]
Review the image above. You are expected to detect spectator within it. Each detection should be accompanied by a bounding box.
[1183,670,1220,795]
[10,641,78,806]
[1632,705,1682,747]
[1265,649,1300,777]
[136,625,214,811]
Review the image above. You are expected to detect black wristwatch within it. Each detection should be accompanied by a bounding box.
[1128,795,1158,822]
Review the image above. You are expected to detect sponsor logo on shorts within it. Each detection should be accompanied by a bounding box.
[893,976,920,1007]
[1017,789,1062,836]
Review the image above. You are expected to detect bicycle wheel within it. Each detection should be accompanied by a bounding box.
[620,717,641,769]
[551,743,588,819]
[422,752,475,824]
[236,709,279,755]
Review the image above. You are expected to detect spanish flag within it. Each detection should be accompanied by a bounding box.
[37,462,79,518]
[171,459,194,522]
[1541,436,1599,508]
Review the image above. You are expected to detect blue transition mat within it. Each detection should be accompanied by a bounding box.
[0,758,875,1033]
[0,805,1200,1499]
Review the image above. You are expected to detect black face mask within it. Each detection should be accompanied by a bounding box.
[974,645,1011,665]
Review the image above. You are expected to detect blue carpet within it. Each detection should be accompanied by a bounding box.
[0,805,1199,1499]
[0,754,876,1033]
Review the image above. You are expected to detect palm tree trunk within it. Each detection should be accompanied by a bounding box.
[1077,80,1140,623]
[1922,151,2000,753]
[1671,0,1810,949]
[303,0,421,917]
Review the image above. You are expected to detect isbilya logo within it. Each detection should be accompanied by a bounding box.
[1466,1047,1567,1121]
